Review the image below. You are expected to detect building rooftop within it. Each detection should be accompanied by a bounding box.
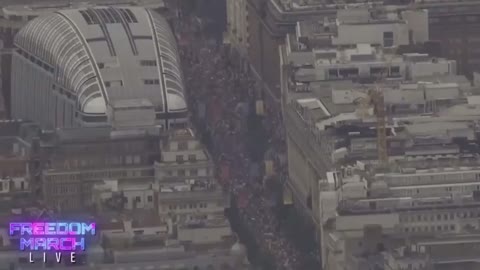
[47,125,162,144]
[271,0,480,13]
[97,209,165,231]
[14,6,186,116]
[1,0,165,12]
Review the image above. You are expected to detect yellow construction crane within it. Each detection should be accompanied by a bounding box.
[355,87,388,165]
[369,87,388,165]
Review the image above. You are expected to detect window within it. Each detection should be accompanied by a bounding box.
[178,142,188,150]
[105,80,123,87]
[133,230,144,235]
[383,31,394,47]
[143,79,160,85]
[190,169,198,176]
[328,69,338,78]
[338,68,359,78]
[135,196,141,203]
[370,66,388,76]
[188,154,196,162]
[147,195,153,202]
[126,156,133,165]
[178,169,185,176]
[97,63,105,69]
[390,66,400,76]
[176,155,184,163]
[140,60,157,66]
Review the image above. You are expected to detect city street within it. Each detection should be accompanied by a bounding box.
[174,14,321,270]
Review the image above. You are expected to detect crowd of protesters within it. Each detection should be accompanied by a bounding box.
[174,15,321,270]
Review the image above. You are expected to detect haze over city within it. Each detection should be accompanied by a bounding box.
[0,0,480,270]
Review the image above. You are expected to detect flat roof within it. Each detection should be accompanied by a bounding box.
[288,80,361,116]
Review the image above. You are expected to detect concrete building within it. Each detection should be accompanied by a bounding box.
[282,73,480,269]
[154,129,232,246]
[318,150,480,270]
[0,0,167,118]
[0,39,4,119]
[235,0,480,102]
[0,122,249,270]
[279,7,480,266]
[0,128,29,197]
[10,6,187,130]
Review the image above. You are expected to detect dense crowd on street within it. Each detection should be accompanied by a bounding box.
[174,15,321,270]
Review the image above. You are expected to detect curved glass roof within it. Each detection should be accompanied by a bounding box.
[14,7,186,115]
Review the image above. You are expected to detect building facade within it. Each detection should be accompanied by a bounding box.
[278,5,480,267]
[235,0,480,102]
[11,6,187,130]
[0,0,166,118]
[0,122,249,270]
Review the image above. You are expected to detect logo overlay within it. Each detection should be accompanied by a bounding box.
[9,222,96,264]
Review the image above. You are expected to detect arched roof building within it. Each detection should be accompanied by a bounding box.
[11,6,187,129]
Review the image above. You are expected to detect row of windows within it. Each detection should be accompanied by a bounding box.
[404,224,456,233]
[58,155,143,169]
[66,142,149,153]
[98,60,157,69]
[140,60,157,66]
[104,80,123,87]
[168,202,209,210]
[400,211,479,223]
[51,184,77,195]
[166,168,199,177]
[165,167,210,177]
[327,66,401,79]
[144,79,160,85]
[176,154,197,163]
[131,195,153,204]
[387,173,480,185]
[17,48,54,73]
[0,181,26,191]
[47,168,150,182]
[80,8,138,25]
[396,185,480,196]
